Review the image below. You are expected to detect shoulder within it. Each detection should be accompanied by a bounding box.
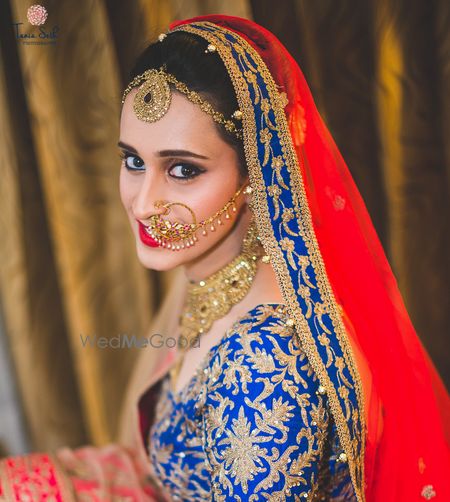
[203,303,320,398]
[198,303,331,497]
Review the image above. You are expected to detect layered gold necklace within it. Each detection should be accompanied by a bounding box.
[169,218,267,389]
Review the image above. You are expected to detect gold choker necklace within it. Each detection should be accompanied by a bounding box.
[181,218,264,344]
[170,219,266,388]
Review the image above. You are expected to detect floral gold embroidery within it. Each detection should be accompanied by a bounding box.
[148,304,356,500]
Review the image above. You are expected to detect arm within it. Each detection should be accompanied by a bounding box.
[201,309,330,500]
[0,443,166,501]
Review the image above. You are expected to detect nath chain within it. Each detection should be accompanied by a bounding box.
[142,183,253,250]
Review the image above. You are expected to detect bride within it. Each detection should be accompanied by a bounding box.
[1,14,448,502]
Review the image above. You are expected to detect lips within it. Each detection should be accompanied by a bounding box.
[138,220,160,248]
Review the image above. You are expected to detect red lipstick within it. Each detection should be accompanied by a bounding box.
[138,220,161,248]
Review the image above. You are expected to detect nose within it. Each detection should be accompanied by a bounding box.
[131,169,168,221]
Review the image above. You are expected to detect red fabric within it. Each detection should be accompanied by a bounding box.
[170,15,450,501]
[0,449,159,501]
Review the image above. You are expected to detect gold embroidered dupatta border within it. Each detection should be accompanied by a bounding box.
[172,21,366,501]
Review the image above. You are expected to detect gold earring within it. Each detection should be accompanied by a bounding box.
[243,184,254,211]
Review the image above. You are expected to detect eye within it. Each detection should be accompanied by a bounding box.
[168,162,204,181]
[119,152,145,171]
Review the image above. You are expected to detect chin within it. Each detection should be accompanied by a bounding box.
[135,238,205,271]
[135,245,182,271]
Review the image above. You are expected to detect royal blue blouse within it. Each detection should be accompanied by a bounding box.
[148,303,355,501]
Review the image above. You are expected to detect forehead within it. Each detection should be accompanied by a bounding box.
[119,89,223,156]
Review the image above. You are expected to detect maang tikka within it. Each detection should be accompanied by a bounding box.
[121,66,243,139]
[121,31,243,138]
[122,33,242,139]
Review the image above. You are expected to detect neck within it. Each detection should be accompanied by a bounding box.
[182,204,252,283]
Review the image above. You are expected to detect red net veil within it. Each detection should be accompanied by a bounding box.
[170,14,450,502]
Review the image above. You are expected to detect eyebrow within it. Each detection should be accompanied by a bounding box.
[117,141,210,160]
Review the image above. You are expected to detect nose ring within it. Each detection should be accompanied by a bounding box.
[142,183,250,251]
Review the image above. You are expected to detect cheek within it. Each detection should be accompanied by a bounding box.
[119,167,133,209]
[184,181,242,239]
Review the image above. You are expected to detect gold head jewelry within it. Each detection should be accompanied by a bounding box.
[121,67,243,139]
[142,183,252,250]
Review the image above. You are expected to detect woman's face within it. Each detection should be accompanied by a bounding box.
[119,89,248,272]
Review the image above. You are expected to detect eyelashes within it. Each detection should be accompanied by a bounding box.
[118,152,205,181]
[119,152,144,171]
[168,163,204,180]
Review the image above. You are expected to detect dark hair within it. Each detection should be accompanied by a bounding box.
[128,32,247,178]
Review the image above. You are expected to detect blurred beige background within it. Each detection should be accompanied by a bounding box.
[0,0,448,455]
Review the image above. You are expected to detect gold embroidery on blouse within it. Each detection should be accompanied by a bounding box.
[148,305,355,500]
[202,307,330,499]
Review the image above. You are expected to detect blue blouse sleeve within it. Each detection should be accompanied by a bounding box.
[200,304,331,500]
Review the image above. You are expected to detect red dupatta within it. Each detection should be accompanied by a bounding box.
[170,14,450,502]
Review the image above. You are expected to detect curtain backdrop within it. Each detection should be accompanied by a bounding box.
[0,0,447,453]
[251,0,449,388]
